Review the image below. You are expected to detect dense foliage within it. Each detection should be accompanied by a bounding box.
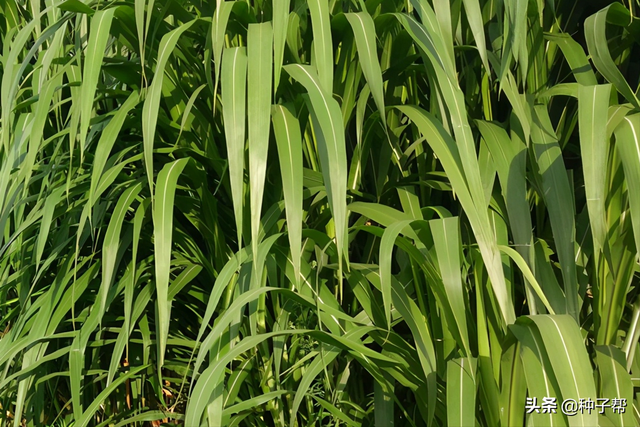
[2,0,640,425]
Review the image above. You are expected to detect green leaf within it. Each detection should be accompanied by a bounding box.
[396,105,515,325]
[380,220,414,328]
[524,315,599,427]
[273,0,291,93]
[79,8,116,162]
[578,84,611,254]
[35,187,64,268]
[75,366,148,427]
[595,346,636,427]
[349,201,414,228]
[431,217,472,358]
[366,269,438,426]
[211,1,234,100]
[153,158,189,367]
[345,12,386,126]
[531,105,578,319]
[510,322,567,427]
[374,375,394,427]
[89,91,140,207]
[498,245,556,315]
[142,19,196,195]
[284,64,348,269]
[614,114,640,262]
[247,22,273,260]
[547,34,598,86]
[272,105,303,287]
[58,0,94,15]
[477,120,538,311]
[307,0,333,94]
[584,5,639,108]
[446,357,477,427]
[221,47,247,247]
[461,0,489,71]
[100,182,142,321]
